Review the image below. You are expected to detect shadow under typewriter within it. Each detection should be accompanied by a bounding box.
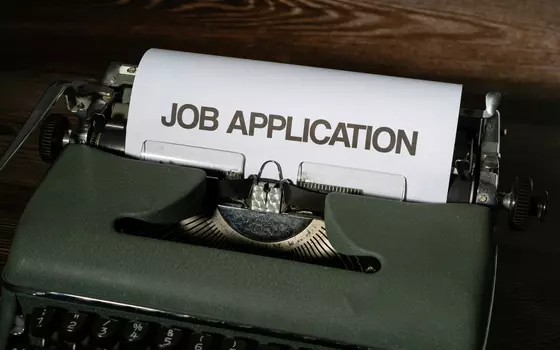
[115,203,382,273]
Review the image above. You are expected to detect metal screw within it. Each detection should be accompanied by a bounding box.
[107,76,116,85]
[127,67,137,74]
[478,194,488,203]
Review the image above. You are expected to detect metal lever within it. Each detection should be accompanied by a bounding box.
[0,81,74,171]
[483,92,502,119]
[476,92,502,205]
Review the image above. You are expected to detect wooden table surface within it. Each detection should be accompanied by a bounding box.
[1,1,560,348]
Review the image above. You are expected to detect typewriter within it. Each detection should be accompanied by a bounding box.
[0,50,548,350]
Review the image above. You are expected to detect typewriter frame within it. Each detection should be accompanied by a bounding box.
[0,145,495,350]
[0,60,547,350]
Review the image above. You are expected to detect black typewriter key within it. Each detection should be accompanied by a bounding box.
[28,307,59,347]
[154,327,184,349]
[121,321,150,349]
[29,307,58,338]
[221,338,250,350]
[59,312,90,344]
[89,317,121,349]
[186,333,214,350]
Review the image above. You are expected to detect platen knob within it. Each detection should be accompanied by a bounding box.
[38,114,70,163]
[503,177,548,230]
[508,177,532,230]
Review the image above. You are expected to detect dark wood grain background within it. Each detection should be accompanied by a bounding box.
[1,1,560,348]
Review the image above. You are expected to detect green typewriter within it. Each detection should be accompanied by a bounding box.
[0,51,547,350]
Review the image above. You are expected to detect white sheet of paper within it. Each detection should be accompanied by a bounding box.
[126,49,462,203]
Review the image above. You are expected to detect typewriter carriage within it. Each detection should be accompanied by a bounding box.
[0,62,548,231]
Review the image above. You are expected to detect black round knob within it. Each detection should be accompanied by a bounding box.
[38,114,70,163]
[509,177,532,230]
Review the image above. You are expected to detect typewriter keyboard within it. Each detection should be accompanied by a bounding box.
[6,307,334,350]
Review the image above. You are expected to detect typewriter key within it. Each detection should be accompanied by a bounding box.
[121,321,150,350]
[155,327,184,349]
[221,338,249,350]
[29,307,58,339]
[59,312,90,343]
[90,317,122,349]
[28,307,59,347]
[186,333,214,350]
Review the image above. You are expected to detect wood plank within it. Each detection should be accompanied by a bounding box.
[1,0,560,100]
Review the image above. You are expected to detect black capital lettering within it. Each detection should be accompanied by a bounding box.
[177,104,199,129]
[328,122,350,147]
[285,116,303,142]
[310,119,331,145]
[200,106,219,131]
[249,112,268,136]
[372,127,396,153]
[161,103,177,127]
[396,130,418,155]
[346,123,367,149]
[302,118,311,142]
[365,125,373,150]
[267,114,286,138]
[227,110,248,135]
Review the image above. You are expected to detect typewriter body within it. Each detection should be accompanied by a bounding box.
[0,53,548,350]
